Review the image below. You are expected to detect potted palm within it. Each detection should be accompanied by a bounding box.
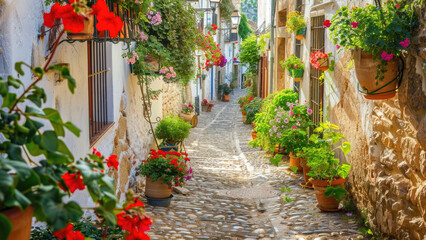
[155,116,192,152]
[286,11,306,40]
[328,2,418,99]
[302,122,351,211]
[137,149,193,206]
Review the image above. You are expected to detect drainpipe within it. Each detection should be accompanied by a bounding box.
[269,0,276,94]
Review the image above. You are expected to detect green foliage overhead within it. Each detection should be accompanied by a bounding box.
[220,0,235,20]
[258,32,270,53]
[239,36,260,73]
[155,115,192,143]
[238,13,252,40]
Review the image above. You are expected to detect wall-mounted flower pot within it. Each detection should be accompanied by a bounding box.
[201,74,207,80]
[295,27,306,40]
[318,58,329,71]
[223,94,230,102]
[311,178,345,211]
[354,50,399,100]
[2,206,33,240]
[289,152,303,172]
[292,69,304,82]
[145,177,172,199]
[67,15,94,39]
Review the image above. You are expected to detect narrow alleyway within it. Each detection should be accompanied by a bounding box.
[144,90,363,240]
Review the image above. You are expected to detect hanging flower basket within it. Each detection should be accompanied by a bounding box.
[201,74,207,80]
[354,50,401,100]
[295,27,306,40]
[67,15,94,39]
[310,51,329,71]
[291,69,304,81]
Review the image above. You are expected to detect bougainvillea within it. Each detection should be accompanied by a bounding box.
[196,30,224,68]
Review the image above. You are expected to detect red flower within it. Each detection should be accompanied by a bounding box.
[125,198,144,210]
[54,223,73,239]
[96,11,123,38]
[43,3,85,33]
[323,20,331,28]
[106,155,119,170]
[117,213,152,233]
[211,24,218,30]
[66,231,85,240]
[184,157,190,162]
[61,172,85,193]
[351,22,359,28]
[92,148,102,157]
[178,168,183,171]
[395,4,400,8]
[127,231,150,240]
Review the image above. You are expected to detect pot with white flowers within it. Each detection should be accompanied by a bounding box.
[328,2,418,99]
[137,149,193,207]
[302,122,351,211]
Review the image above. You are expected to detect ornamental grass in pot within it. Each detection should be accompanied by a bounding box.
[155,115,192,151]
[328,1,418,99]
[302,122,351,211]
[137,150,193,206]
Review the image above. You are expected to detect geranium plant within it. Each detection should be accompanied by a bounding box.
[328,1,417,81]
[0,2,151,239]
[280,54,305,78]
[242,97,262,124]
[182,103,194,114]
[137,149,193,188]
[286,11,306,37]
[310,51,330,70]
[220,83,232,95]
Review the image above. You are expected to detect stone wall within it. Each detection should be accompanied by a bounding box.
[329,2,426,239]
[162,82,183,117]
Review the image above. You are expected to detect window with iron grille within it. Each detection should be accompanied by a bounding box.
[310,15,325,126]
[293,0,303,93]
[88,41,113,144]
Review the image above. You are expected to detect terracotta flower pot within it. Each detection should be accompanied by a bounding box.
[289,152,303,172]
[207,104,214,112]
[223,94,230,102]
[311,178,346,211]
[295,27,306,40]
[251,131,257,140]
[354,50,399,100]
[180,113,198,127]
[67,15,94,39]
[301,161,313,188]
[2,206,33,240]
[145,176,172,199]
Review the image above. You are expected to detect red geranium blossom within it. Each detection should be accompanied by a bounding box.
[323,20,331,28]
[105,155,119,170]
[54,223,85,240]
[95,10,123,38]
[61,172,85,193]
[127,231,150,240]
[211,24,218,30]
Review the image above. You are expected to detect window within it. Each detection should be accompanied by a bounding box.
[278,9,287,27]
[88,41,113,144]
[310,15,325,125]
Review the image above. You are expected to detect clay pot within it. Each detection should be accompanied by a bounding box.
[67,15,94,39]
[242,111,247,123]
[223,94,230,102]
[311,178,346,211]
[2,206,33,240]
[207,104,214,112]
[295,27,306,40]
[145,177,172,199]
[251,131,257,140]
[354,49,399,100]
[295,35,305,40]
[301,161,313,188]
[318,58,329,71]
[289,152,303,172]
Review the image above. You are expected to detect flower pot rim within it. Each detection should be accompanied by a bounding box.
[310,177,345,187]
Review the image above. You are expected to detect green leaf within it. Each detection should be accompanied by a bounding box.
[51,122,65,137]
[7,76,21,89]
[64,121,81,137]
[43,108,62,123]
[57,139,74,161]
[60,67,76,94]
[34,67,44,77]
[0,170,14,193]
[269,154,283,166]
[337,163,351,179]
[2,158,32,181]
[290,166,298,173]
[15,62,25,76]
[0,214,12,240]
[39,131,58,151]
[25,141,46,157]
[2,93,17,108]
[284,196,293,203]
[339,141,351,156]
[309,134,319,143]
[25,106,45,116]
[324,185,347,201]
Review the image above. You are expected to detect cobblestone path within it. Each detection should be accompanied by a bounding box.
[145,90,364,240]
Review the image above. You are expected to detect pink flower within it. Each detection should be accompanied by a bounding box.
[289,111,293,116]
[395,4,400,8]
[323,20,331,28]
[381,51,393,61]
[399,38,410,48]
[234,58,237,61]
[139,31,148,40]
[336,45,341,49]
[307,109,313,114]
[284,118,289,123]
[292,126,297,129]
[296,122,300,126]
[351,22,359,28]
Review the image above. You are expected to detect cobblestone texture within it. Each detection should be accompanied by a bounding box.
[144,90,364,240]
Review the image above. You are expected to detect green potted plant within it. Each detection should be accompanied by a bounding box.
[220,83,232,102]
[328,1,418,99]
[202,99,215,112]
[280,54,305,81]
[1,2,152,239]
[302,122,351,211]
[286,11,306,40]
[243,97,262,127]
[155,115,192,151]
[137,149,193,206]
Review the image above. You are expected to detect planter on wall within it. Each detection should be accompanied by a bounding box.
[295,27,306,40]
[223,94,230,102]
[289,152,303,172]
[2,206,33,240]
[67,15,94,39]
[145,54,160,72]
[292,69,304,82]
[354,50,399,100]
[311,178,345,211]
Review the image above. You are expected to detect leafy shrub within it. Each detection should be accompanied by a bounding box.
[155,115,192,143]
[219,83,232,95]
[243,97,262,124]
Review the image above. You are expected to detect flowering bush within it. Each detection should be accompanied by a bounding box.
[286,11,306,34]
[196,30,224,67]
[328,1,417,81]
[182,103,194,114]
[160,66,177,79]
[220,83,232,95]
[138,150,193,188]
[310,51,329,70]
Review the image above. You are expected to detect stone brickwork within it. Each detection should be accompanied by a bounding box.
[329,3,426,239]
[162,82,182,117]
